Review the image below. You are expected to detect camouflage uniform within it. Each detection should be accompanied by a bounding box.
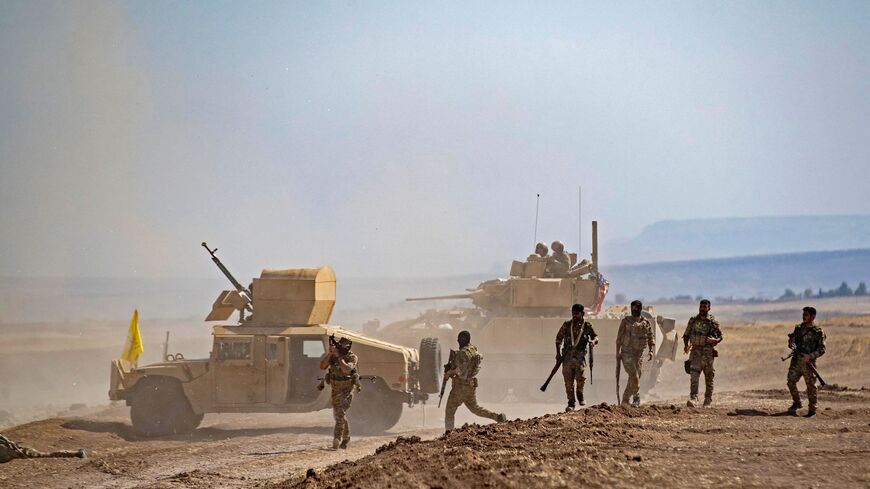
[0,434,84,463]
[682,315,723,405]
[445,344,504,430]
[617,316,654,405]
[556,319,597,407]
[546,251,571,277]
[328,351,358,447]
[787,323,826,411]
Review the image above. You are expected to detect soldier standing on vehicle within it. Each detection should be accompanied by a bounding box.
[616,300,655,406]
[0,434,86,463]
[319,337,358,449]
[682,299,723,407]
[786,306,826,417]
[444,330,507,431]
[556,303,599,411]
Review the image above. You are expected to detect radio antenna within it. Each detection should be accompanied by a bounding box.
[578,185,582,256]
[533,193,541,246]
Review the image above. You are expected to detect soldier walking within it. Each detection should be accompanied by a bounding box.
[444,331,507,430]
[616,300,655,406]
[786,306,826,417]
[556,303,598,411]
[682,299,723,407]
[319,336,358,449]
[0,434,86,463]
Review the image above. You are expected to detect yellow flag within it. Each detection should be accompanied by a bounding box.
[121,309,144,365]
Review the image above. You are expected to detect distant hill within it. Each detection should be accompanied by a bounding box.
[605,215,870,265]
[603,248,870,301]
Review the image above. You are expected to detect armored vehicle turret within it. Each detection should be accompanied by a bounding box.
[109,246,441,436]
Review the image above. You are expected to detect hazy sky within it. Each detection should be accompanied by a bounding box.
[1,1,868,279]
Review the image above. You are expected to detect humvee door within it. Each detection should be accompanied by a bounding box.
[214,335,266,404]
[287,336,326,403]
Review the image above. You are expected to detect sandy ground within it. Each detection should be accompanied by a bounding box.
[278,388,870,489]
[1,303,868,488]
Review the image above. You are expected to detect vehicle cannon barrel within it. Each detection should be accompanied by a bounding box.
[406,293,476,302]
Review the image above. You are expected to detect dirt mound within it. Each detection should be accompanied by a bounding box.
[277,392,870,489]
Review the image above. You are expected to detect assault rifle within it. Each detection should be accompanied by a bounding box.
[328,333,344,351]
[588,340,595,385]
[615,358,621,404]
[438,349,457,408]
[540,355,563,392]
[781,345,827,386]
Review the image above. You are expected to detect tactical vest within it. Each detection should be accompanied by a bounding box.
[561,320,592,357]
[457,345,483,380]
[791,325,824,355]
[328,352,358,382]
[621,317,651,352]
[687,315,718,348]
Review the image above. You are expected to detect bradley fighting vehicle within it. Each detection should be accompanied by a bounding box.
[368,222,679,403]
[109,244,441,436]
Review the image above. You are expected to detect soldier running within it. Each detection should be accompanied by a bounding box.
[444,330,507,431]
[555,303,598,411]
[682,299,723,407]
[0,434,86,463]
[319,336,358,449]
[616,300,655,406]
[786,306,826,417]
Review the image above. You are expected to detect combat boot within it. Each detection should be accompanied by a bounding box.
[686,396,698,408]
[565,401,575,412]
[332,438,341,450]
[577,393,585,406]
[787,401,802,415]
[339,437,350,449]
[632,396,640,407]
[805,407,816,418]
[76,449,87,459]
[703,397,713,407]
[497,413,507,422]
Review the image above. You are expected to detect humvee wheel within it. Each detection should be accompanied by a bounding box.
[348,379,403,434]
[418,337,442,394]
[130,377,202,436]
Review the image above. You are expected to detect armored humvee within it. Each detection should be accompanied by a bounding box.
[369,222,679,403]
[109,246,441,436]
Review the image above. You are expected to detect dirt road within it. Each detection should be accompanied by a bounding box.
[0,403,557,488]
[2,389,867,489]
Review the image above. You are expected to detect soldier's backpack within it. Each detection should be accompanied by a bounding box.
[467,349,483,378]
